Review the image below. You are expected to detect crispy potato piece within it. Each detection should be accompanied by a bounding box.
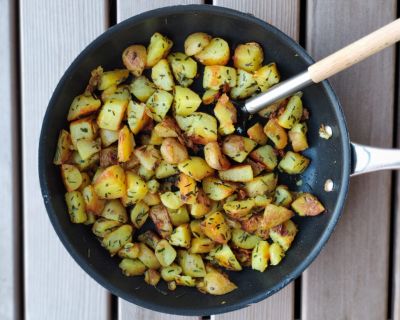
[100,129,119,147]
[155,161,179,179]
[175,275,196,287]
[222,135,257,163]
[277,95,303,129]
[153,116,181,138]
[203,65,237,90]
[247,123,267,145]
[199,270,237,295]
[202,89,219,105]
[176,112,218,145]
[278,151,310,174]
[61,164,82,192]
[65,191,87,223]
[146,179,160,194]
[137,165,155,181]
[146,90,174,122]
[168,206,190,226]
[119,258,146,276]
[161,263,183,281]
[230,69,258,99]
[160,191,184,210]
[138,243,161,269]
[201,212,231,244]
[204,142,231,171]
[231,229,261,249]
[98,69,129,91]
[71,150,98,171]
[178,157,214,181]
[54,130,73,165]
[289,122,309,152]
[207,244,242,271]
[184,32,212,56]
[130,201,149,228]
[67,94,101,122]
[177,173,198,204]
[97,99,129,131]
[261,204,294,231]
[254,63,280,92]
[92,218,121,237]
[269,242,285,265]
[178,250,206,277]
[174,86,202,116]
[76,139,100,161]
[134,145,162,171]
[233,42,263,72]
[122,45,147,76]
[117,125,135,162]
[101,200,128,223]
[202,176,236,201]
[251,240,270,272]
[244,172,277,197]
[189,237,215,254]
[138,230,161,250]
[144,269,161,286]
[155,239,177,267]
[143,192,161,207]
[264,118,288,150]
[195,38,230,66]
[169,223,192,248]
[160,138,189,164]
[190,220,204,238]
[93,165,126,199]
[274,185,293,207]
[167,52,197,87]
[245,158,265,177]
[151,59,175,91]
[82,185,105,215]
[122,171,148,206]
[214,94,237,136]
[99,146,118,168]
[253,194,272,207]
[102,224,133,256]
[118,242,140,259]
[127,100,152,135]
[223,199,255,221]
[291,193,325,216]
[219,165,253,182]
[149,205,173,238]
[69,117,97,148]
[250,145,278,171]
[101,85,130,103]
[146,32,173,68]
[129,75,156,102]
[269,220,298,251]
[189,188,213,218]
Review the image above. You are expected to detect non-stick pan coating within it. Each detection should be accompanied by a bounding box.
[39,5,351,316]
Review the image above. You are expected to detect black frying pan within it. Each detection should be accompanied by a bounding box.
[39,5,353,316]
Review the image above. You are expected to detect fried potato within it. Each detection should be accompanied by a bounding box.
[219,165,253,182]
[93,165,126,199]
[129,75,157,102]
[201,212,231,244]
[214,94,237,136]
[149,205,173,238]
[173,86,202,116]
[247,123,267,145]
[122,171,148,206]
[61,164,82,192]
[250,145,278,171]
[233,42,263,72]
[146,32,173,67]
[195,38,230,66]
[127,100,152,135]
[65,190,87,223]
[254,63,280,92]
[269,220,297,251]
[98,69,129,91]
[263,118,288,150]
[167,52,197,87]
[176,112,218,145]
[202,176,236,201]
[151,58,175,91]
[160,138,189,164]
[169,223,192,248]
[230,69,258,99]
[146,90,174,122]
[184,32,212,56]
[222,135,257,163]
[122,44,147,76]
[291,193,325,216]
[203,65,236,90]
[130,201,149,228]
[178,157,214,181]
[97,99,129,131]
[67,94,101,122]
[278,151,310,174]
[204,142,231,171]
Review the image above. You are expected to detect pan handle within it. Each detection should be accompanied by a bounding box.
[351,142,400,176]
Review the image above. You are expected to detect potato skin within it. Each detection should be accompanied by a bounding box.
[122,45,147,76]
[149,204,173,238]
[184,32,212,56]
[233,42,264,72]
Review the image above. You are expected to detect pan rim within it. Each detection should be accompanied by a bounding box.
[38,4,351,316]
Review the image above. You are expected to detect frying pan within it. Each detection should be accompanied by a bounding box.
[38,4,393,316]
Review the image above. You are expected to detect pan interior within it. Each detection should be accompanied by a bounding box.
[39,5,350,316]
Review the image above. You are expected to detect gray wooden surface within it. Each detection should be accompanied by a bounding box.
[2,0,400,319]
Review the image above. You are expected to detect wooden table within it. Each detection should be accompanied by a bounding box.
[1,0,399,319]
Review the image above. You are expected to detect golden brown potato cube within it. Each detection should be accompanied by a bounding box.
[189,189,213,218]
[119,258,146,276]
[92,218,121,237]
[189,237,215,254]
[264,118,288,150]
[118,242,140,259]
[202,176,236,201]
[254,63,280,92]
[97,99,128,131]
[278,151,310,174]
[129,75,156,102]
[247,123,267,145]
[174,86,202,116]
[130,201,149,228]
[146,90,174,122]
[144,269,161,286]
[92,167,105,184]
[277,95,303,129]
[101,85,130,103]
[101,199,128,223]
[257,98,287,119]
[174,275,196,287]
[146,32,173,68]
[161,263,183,281]
[153,116,181,138]
[143,192,161,207]
[168,206,190,226]
[233,42,263,72]
[203,65,237,90]
[117,125,135,162]
[155,239,177,267]
[160,138,189,164]
[149,204,173,238]
[169,223,192,248]
[67,93,101,122]
[76,139,100,161]
[146,179,160,194]
[151,58,175,91]
[269,220,298,251]
[219,165,253,183]
[98,69,129,91]
[69,117,97,148]
[178,156,214,181]
[160,191,184,210]
[179,250,206,277]
[100,128,119,147]
[245,158,265,177]
[204,142,231,171]
[269,242,285,265]
[207,244,242,271]
[251,240,270,272]
[184,32,212,56]
[177,173,198,204]
[65,191,87,223]
[93,165,126,199]
[155,161,179,179]
[195,38,230,66]
[122,171,148,206]
[223,199,256,221]
[245,173,277,197]
[167,52,197,87]
[102,224,133,256]
[291,193,325,216]
[274,185,293,207]
[261,204,294,230]
[61,164,82,192]
[222,135,257,163]
[137,165,155,181]
[82,185,105,215]
[190,220,204,238]
[176,112,218,145]
[250,145,278,171]
[289,122,309,152]
[54,130,73,165]
[126,100,152,135]
[138,230,161,250]
[99,146,118,168]
[214,94,237,136]
[230,69,258,100]
[122,44,147,76]
[138,243,161,269]
[202,89,219,105]
[231,229,261,250]
[71,147,98,171]
[201,212,231,244]
[199,270,237,295]
[134,145,162,171]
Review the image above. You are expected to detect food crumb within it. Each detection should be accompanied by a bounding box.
[221,301,226,304]
[324,179,334,192]
[296,179,303,186]
[319,124,332,139]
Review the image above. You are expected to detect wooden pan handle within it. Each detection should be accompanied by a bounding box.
[308,19,400,83]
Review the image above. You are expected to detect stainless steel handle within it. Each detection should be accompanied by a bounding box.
[351,142,400,176]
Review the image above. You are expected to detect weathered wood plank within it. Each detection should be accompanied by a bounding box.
[0,0,19,319]
[117,0,202,319]
[302,1,396,319]
[20,1,110,319]
[211,1,299,319]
